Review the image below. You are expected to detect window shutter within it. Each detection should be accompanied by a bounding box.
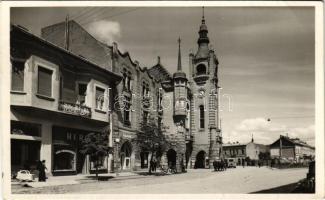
[38,66,53,97]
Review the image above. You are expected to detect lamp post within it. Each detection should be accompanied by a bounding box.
[115,138,120,177]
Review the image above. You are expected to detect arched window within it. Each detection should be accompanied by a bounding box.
[196,64,206,75]
[199,105,205,129]
[186,103,190,129]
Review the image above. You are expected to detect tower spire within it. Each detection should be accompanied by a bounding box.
[177,37,182,71]
[197,7,209,49]
[202,6,205,23]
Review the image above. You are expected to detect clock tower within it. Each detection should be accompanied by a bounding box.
[189,8,222,168]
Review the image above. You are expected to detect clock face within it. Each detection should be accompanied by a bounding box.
[198,88,205,98]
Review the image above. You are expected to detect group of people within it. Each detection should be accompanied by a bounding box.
[213,159,228,171]
[150,157,158,172]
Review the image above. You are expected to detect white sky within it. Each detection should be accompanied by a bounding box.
[11,7,315,146]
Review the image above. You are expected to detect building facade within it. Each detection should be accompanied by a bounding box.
[10,25,122,176]
[270,135,315,163]
[223,138,269,166]
[10,11,223,175]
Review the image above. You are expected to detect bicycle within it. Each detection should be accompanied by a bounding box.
[159,165,177,174]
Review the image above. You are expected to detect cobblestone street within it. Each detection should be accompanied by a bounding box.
[12,167,308,194]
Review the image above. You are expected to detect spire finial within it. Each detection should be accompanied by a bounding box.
[177,37,182,71]
[202,6,205,19]
[157,56,160,64]
[202,6,205,24]
[251,133,254,143]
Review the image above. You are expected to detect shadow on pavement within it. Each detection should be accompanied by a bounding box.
[81,176,115,181]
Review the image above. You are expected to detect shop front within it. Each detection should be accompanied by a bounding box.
[10,121,41,174]
[52,126,109,175]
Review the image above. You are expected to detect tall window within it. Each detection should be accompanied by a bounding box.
[186,104,190,129]
[143,110,148,124]
[199,105,205,129]
[11,60,25,91]
[122,70,132,91]
[142,82,150,97]
[123,96,131,125]
[38,66,53,97]
[95,87,105,110]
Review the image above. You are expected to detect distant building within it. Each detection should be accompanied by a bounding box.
[223,137,269,166]
[270,135,315,163]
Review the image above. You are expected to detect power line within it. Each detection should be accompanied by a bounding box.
[43,8,139,41]
[79,7,141,26]
[74,7,107,22]
[77,7,115,25]
[42,8,105,41]
[268,116,314,120]
[70,7,97,20]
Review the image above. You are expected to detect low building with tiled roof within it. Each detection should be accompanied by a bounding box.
[270,135,315,163]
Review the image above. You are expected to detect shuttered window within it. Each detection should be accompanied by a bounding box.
[38,66,53,97]
[11,61,25,91]
[95,87,105,110]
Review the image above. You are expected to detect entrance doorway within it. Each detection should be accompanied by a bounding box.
[167,149,177,168]
[120,141,132,170]
[195,151,206,168]
[140,151,149,168]
[11,140,40,173]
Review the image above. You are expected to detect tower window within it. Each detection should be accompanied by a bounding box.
[123,96,131,126]
[199,105,205,129]
[197,64,206,75]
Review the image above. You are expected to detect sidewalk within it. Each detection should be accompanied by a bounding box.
[13,171,146,188]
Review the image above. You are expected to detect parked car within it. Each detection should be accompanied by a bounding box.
[226,158,237,168]
[16,170,36,182]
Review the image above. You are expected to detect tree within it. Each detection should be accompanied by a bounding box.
[80,131,112,179]
[133,115,169,174]
[258,152,270,161]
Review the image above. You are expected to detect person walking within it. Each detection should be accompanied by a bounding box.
[37,160,47,182]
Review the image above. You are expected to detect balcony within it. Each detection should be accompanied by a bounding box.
[193,73,209,84]
[58,101,91,118]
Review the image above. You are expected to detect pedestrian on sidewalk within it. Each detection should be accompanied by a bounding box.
[152,157,157,172]
[37,160,47,182]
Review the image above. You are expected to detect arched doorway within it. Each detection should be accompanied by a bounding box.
[120,141,132,170]
[195,151,206,168]
[167,149,177,168]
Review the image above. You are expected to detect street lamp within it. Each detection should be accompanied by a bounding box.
[115,138,120,176]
